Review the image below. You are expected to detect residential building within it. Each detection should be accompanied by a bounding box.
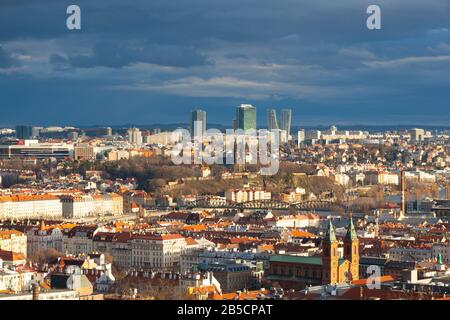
[131,234,187,269]
[74,144,95,161]
[62,226,99,255]
[0,230,27,257]
[61,193,123,219]
[26,222,65,257]
[0,194,63,220]
[127,128,143,145]
[225,188,271,203]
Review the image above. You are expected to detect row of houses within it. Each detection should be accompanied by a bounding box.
[332,169,439,187]
[25,224,214,270]
[0,193,123,220]
[225,189,271,203]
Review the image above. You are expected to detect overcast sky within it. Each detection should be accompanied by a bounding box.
[1,0,450,127]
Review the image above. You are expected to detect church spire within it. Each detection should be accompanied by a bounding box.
[324,219,336,243]
[345,217,357,240]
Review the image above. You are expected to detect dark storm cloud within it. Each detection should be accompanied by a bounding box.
[0,46,18,68]
[1,0,449,44]
[50,42,210,69]
[0,0,449,125]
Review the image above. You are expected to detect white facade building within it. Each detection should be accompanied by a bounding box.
[61,194,123,219]
[0,195,63,220]
[0,230,27,258]
[26,224,64,257]
[131,234,187,269]
[225,189,271,203]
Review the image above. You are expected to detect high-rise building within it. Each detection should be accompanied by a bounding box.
[190,108,206,136]
[280,109,292,138]
[127,128,143,145]
[236,104,256,131]
[15,125,39,139]
[267,109,279,130]
[297,130,305,147]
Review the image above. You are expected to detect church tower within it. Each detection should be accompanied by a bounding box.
[322,220,339,285]
[344,217,359,281]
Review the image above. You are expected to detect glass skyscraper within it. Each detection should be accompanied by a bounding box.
[280,109,292,136]
[236,104,256,131]
[267,108,279,130]
[190,108,206,136]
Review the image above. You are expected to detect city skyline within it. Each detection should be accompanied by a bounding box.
[1,0,450,305]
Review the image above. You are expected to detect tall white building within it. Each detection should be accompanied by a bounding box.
[127,128,143,145]
[297,130,305,147]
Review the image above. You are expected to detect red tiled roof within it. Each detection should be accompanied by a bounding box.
[351,275,396,286]
[0,249,25,261]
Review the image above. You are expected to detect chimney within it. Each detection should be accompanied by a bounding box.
[32,282,40,301]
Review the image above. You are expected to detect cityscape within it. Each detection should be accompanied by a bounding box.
[0,0,450,309]
[0,105,448,301]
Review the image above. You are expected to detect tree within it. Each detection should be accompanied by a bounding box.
[29,248,63,264]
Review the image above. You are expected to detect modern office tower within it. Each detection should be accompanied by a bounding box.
[267,109,279,130]
[15,125,39,139]
[190,108,206,136]
[236,104,256,131]
[127,127,143,145]
[280,109,292,137]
